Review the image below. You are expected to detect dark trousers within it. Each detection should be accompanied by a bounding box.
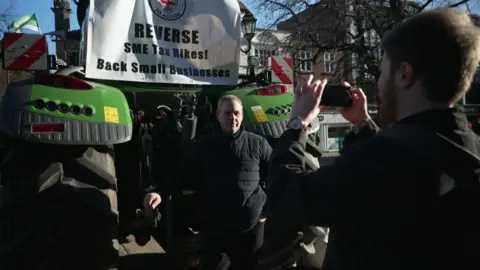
[205,222,265,270]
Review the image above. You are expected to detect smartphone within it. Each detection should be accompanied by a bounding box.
[320,85,353,107]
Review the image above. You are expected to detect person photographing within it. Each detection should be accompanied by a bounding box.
[267,8,480,270]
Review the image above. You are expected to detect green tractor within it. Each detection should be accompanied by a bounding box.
[0,0,325,269]
[0,74,132,270]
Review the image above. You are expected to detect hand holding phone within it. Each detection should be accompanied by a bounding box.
[319,85,353,108]
[292,74,370,126]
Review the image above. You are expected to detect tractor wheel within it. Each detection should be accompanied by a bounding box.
[0,144,119,270]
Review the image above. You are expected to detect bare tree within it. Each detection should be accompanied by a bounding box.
[250,0,476,101]
[0,3,15,35]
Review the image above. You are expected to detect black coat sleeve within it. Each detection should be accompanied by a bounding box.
[260,137,273,187]
[341,119,380,154]
[259,137,273,217]
[154,137,206,196]
[266,124,380,227]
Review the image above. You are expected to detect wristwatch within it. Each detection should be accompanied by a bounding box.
[287,117,306,131]
[352,118,371,134]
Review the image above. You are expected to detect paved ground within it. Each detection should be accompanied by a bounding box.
[303,240,327,269]
[118,235,326,270]
[119,235,181,270]
[300,152,337,269]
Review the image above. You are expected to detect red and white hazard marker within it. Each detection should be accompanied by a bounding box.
[2,33,48,71]
[270,56,294,85]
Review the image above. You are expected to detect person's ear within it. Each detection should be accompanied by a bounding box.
[395,62,415,90]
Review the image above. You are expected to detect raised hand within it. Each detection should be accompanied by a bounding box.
[290,74,328,125]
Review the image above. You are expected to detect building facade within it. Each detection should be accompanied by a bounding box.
[276,0,349,84]
[238,28,291,76]
[276,1,480,105]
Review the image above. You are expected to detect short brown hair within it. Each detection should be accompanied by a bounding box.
[382,8,480,104]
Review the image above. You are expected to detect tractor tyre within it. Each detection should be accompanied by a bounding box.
[0,144,119,270]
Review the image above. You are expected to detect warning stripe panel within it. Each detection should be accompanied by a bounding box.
[271,58,292,84]
[3,33,24,49]
[284,57,293,69]
[3,33,48,71]
[8,38,47,69]
[270,56,293,84]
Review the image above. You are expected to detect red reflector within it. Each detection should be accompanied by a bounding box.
[31,123,65,133]
[256,85,288,96]
[37,74,93,90]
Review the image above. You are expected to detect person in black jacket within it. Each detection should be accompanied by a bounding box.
[143,95,272,270]
[267,8,480,270]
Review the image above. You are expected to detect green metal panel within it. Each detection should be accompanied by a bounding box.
[220,87,294,125]
[0,79,132,145]
[106,82,202,93]
[100,82,293,126]
[90,81,293,126]
[28,81,132,125]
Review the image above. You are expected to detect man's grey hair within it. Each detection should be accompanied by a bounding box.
[217,95,243,109]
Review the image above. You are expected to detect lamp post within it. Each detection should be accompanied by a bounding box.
[240,12,258,79]
[5,26,11,85]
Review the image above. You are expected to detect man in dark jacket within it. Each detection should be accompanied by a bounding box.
[143,95,272,270]
[267,8,480,270]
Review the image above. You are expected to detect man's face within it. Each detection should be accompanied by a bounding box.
[377,55,399,129]
[217,99,243,134]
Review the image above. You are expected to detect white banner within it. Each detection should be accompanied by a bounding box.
[85,0,242,85]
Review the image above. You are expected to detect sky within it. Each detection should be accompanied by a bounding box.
[1,0,479,54]
[0,0,80,54]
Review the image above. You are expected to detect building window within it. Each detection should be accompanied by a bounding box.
[298,50,313,72]
[255,49,278,67]
[363,29,381,48]
[327,126,351,152]
[324,52,335,74]
[360,28,381,81]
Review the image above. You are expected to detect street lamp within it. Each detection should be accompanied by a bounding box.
[240,12,257,54]
[240,12,258,79]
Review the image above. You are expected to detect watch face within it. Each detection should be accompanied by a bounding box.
[288,118,302,129]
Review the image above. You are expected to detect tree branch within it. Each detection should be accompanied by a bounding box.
[449,0,471,8]
[253,0,471,94]
[0,3,16,35]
